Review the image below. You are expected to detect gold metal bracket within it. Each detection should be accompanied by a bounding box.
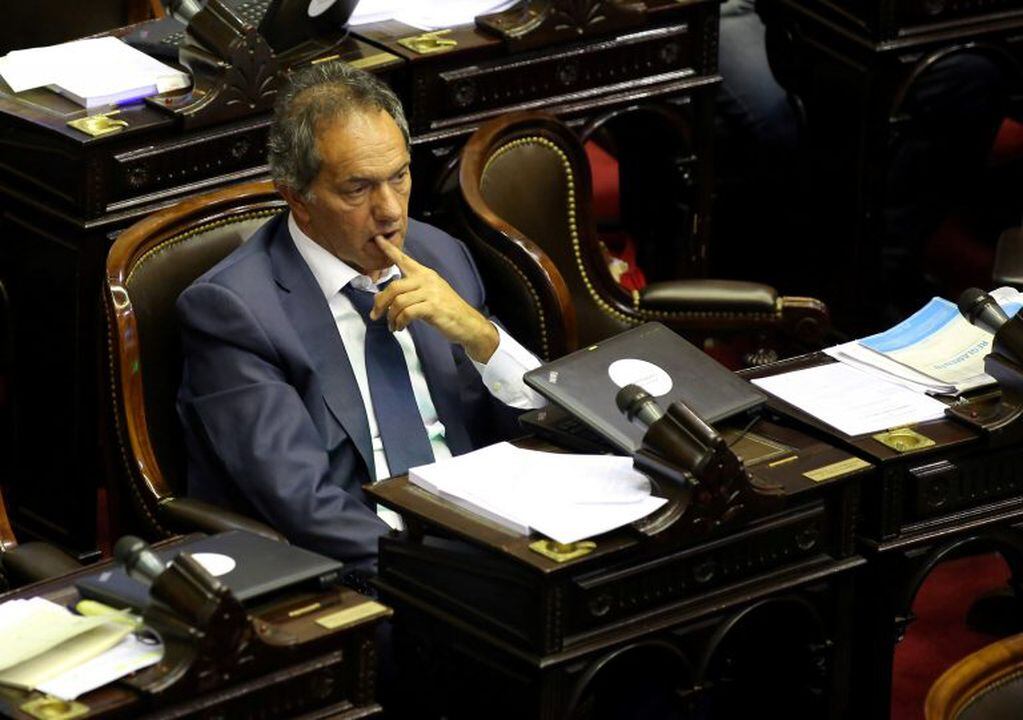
[20,696,89,720]
[872,427,936,453]
[529,539,595,563]
[67,111,128,137]
[397,29,458,55]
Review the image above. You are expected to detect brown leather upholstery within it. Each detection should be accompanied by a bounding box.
[926,632,1023,719]
[0,488,82,591]
[458,111,830,363]
[105,180,286,541]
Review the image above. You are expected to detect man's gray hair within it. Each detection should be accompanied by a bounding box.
[268,61,410,199]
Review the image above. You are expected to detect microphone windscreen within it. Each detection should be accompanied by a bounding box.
[114,535,147,565]
[615,384,648,415]
[957,287,989,320]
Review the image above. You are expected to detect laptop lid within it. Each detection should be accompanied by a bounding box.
[77,530,344,611]
[523,323,766,454]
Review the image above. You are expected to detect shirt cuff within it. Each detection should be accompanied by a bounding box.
[472,324,547,409]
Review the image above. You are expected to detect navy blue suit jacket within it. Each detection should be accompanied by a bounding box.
[177,214,519,566]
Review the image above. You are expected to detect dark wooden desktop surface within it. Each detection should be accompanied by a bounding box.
[0,1,719,559]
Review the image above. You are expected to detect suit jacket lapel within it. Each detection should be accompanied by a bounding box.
[267,217,376,477]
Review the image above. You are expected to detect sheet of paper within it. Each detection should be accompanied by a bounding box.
[0,597,131,691]
[824,342,954,395]
[36,632,163,700]
[409,442,667,543]
[0,598,122,672]
[751,363,949,437]
[350,0,520,30]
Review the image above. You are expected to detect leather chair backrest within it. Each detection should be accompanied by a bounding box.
[476,129,632,347]
[120,213,279,495]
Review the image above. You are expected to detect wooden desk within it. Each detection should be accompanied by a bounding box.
[742,353,1023,718]
[366,426,867,718]
[759,0,1023,330]
[0,0,721,559]
[0,541,387,719]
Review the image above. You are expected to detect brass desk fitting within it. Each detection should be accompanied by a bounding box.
[397,29,458,55]
[529,539,596,562]
[67,111,128,138]
[873,427,935,453]
[20,696,89,720]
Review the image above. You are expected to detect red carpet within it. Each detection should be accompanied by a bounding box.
[891,552,1011,720]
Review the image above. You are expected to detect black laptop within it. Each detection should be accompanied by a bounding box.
[77,530,344,610]
[522,323,766,454]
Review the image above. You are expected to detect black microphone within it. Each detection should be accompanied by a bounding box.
[163,0,204,25]
[958,288,1009,336]
[616,384,665,428]
[114,535,166,586]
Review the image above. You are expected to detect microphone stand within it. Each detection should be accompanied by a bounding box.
[619,386,783,544]
[948,311,1023,443]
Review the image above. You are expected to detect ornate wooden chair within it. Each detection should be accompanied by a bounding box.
[457,111,830,364]
[926,632,1023,719]
[104,180,285,542]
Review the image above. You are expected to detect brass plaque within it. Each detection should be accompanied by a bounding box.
[872,427,936,453]
[316,600,390,630]
[349,52,401,70]
[397,29,458,55]
[20,696,89,720]
[803,457,872,483]
[529,539,596,563]
[67,112,127,137]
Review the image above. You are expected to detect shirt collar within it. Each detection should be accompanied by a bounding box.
[288,213,400,298]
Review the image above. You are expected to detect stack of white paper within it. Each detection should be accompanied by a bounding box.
[0,37,190,109]
[350,0,520,31]
[825,286,1023,396]
[408,442,667,544]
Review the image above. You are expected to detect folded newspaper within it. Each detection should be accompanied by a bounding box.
[826,286,1023,396]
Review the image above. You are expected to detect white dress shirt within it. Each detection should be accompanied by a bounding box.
[289,215,544,525]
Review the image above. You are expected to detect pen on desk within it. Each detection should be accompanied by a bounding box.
[75,599,144,630]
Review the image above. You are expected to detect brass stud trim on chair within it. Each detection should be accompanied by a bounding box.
[484,137,637,327]
[484,138,781,326]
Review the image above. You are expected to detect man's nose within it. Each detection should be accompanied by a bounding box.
[371,183,402,223]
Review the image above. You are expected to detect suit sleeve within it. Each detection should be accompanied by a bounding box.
[177,281,388,567]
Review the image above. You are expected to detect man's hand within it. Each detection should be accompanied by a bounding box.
[371,237,499,363]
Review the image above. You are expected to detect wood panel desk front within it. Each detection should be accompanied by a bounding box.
[366,425,867,719]
[0,0,719,559]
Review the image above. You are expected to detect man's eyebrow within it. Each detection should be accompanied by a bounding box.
[340,162,410,186]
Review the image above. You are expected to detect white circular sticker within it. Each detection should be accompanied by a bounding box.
[607,359,673,396]
[307,0,337,17]
[191,552,236,577]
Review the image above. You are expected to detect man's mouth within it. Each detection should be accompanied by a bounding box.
[374,229,401,245]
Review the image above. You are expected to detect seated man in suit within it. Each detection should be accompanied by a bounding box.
[176,61,544,570]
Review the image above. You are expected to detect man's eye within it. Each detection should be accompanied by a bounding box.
[391,169,409,184]
[344,185,368,197]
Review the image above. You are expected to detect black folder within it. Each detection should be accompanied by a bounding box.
[523,322,765,453]
[76,530,344,610]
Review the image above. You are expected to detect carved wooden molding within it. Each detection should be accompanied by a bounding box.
[477,0,647,50]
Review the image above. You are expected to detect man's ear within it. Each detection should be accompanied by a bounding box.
[277,184,311,226]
